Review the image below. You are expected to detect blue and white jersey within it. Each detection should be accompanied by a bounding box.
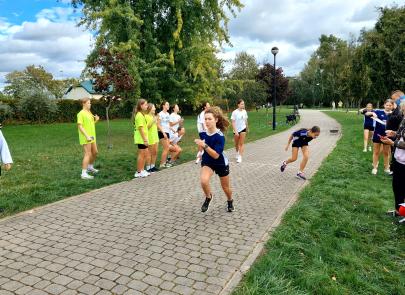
[362,109,374,127]
[200,129,229,166]
[373,109,389,138]
[292,129,313,146]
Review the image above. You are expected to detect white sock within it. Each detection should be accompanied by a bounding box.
[151,164,155,168]
[88,164,94,170]
[82,169,88,175]
[146,165,151,170]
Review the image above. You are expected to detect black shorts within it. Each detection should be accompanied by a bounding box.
[202,163,230,177]
[137,144,148,149]
[233,128,247,135]
[158,131,170,140]
[364,125,375,131]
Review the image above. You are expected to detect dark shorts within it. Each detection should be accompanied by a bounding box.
[158,131,170,140]
[199,132,205,140]
[364,125,375,131]
[233,128,247,135]
[137,144,148,149]
[202,163,230,177]
[292,139,308,148]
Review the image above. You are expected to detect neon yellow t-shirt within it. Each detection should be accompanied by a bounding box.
[134,112,148,144]
[77,110,96,145]
[145,114,159,145]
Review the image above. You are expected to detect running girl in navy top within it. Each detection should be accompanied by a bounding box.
[194,106,234,213]
[280,126,320,180]
[364,99,394,175]
[360,103,374,152]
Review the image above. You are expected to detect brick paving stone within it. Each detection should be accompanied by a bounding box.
[0,110,338,294]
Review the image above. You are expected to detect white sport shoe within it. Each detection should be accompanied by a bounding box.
[134,171,146,178]
[363,148,367,152]
[368,146,372,151]
[371,168,377,175]
[235,153,239,160]
[141,170,150,177]
[236,155,242,163]
[384,169,392,175]
[87,167,99,174]
[81,173,94,180]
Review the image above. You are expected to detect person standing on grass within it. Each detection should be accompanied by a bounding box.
[381,101,405,216]
[0,125,12,175]
[194,106,235,213]
[280,126,321,180]
[133,99,150,178]
[195,102,210,164]
[364,99,394,175]
[360,103,375,152]
[145,103,159,173]
[77,98,99,180]
[231,99,249,163]
[158,101,172,168]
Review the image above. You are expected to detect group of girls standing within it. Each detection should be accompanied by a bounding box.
[360,99,395,175]
[133,100,184,178]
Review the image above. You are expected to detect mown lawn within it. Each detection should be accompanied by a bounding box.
[0,107,295,217]
[233,111,405,295]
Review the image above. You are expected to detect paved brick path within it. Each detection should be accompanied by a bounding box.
[0,110,340,295]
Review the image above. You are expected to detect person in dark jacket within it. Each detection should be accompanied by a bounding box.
[386,90,405,132]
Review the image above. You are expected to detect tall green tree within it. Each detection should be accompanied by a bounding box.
[228,51,258,80]
[256,63,290,105]
[72,0,243,107]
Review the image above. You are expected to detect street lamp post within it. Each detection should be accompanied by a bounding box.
[271,47,279,130]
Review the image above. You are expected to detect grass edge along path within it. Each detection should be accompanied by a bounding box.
[233,111,405,295]
[0,108,296,218]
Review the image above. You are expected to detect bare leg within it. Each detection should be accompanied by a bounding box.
[82,144,92,169]
[137,148,147,172]
[299,146,309,172]
[234,133,240,154]
[383,144,391,170]
[160,138,170,165]
[238,132,247,156]
[219,175,233,200]
[200,166,214,198]
[363,130,369,150]
[373,143,381,169]
[286,147,299,164]
[90,143,98,165]
[151,144,158,166]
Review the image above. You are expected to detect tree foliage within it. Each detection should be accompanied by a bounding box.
[256,63,290,105]
[71,0,243,108]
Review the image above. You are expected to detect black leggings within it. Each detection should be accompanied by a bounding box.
[392,159,405,210]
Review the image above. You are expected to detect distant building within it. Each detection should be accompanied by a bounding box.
[63,80,112,100]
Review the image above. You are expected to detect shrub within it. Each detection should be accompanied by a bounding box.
[17,89,58,123]
[0,102,12,122]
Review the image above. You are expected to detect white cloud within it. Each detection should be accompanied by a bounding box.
[0,7,92,89]
[221,0,398,76]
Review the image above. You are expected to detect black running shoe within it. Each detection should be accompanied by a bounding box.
[227,200,235,212]
[201,197,212,213]
[151,167,159,172]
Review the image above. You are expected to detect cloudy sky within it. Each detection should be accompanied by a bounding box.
[0,0,399,89]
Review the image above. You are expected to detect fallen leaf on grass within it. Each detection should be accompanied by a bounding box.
[383,267,390,273]
[331,275,337,281]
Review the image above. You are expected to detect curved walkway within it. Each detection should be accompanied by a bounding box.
[0,110,340,295]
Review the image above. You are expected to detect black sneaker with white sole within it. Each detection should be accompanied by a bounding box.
[227,200,235,212]
[201,197,212,213]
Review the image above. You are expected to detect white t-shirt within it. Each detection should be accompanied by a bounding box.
[231,109,248,133]
[169,113,181,133]
[159,111,170,133]
[197,111,205,133]
[170,132,183,145]
[0,130,13,164]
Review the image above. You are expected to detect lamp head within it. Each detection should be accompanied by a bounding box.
[271,47,279,56]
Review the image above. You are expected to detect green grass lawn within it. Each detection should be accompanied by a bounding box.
[233,111,405,295]
[0,107,295,217]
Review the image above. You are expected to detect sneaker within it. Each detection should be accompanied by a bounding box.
[296,172,306,180]
[147,168,155,173]
[368,146,372,151]
[201,197,212,213]
[227,200,235,212]
[81,173,94,180]
[164,162,173,168]
[363,148,367,152]
[371,168,377,175]
[151,167,160,172]
[134,171,146,178]
[384,169,392,175]
[280,161,287,172]
[235,153,239,160]
[87,167,99,174]
[141,170,150,177]
[236,155,242,163]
